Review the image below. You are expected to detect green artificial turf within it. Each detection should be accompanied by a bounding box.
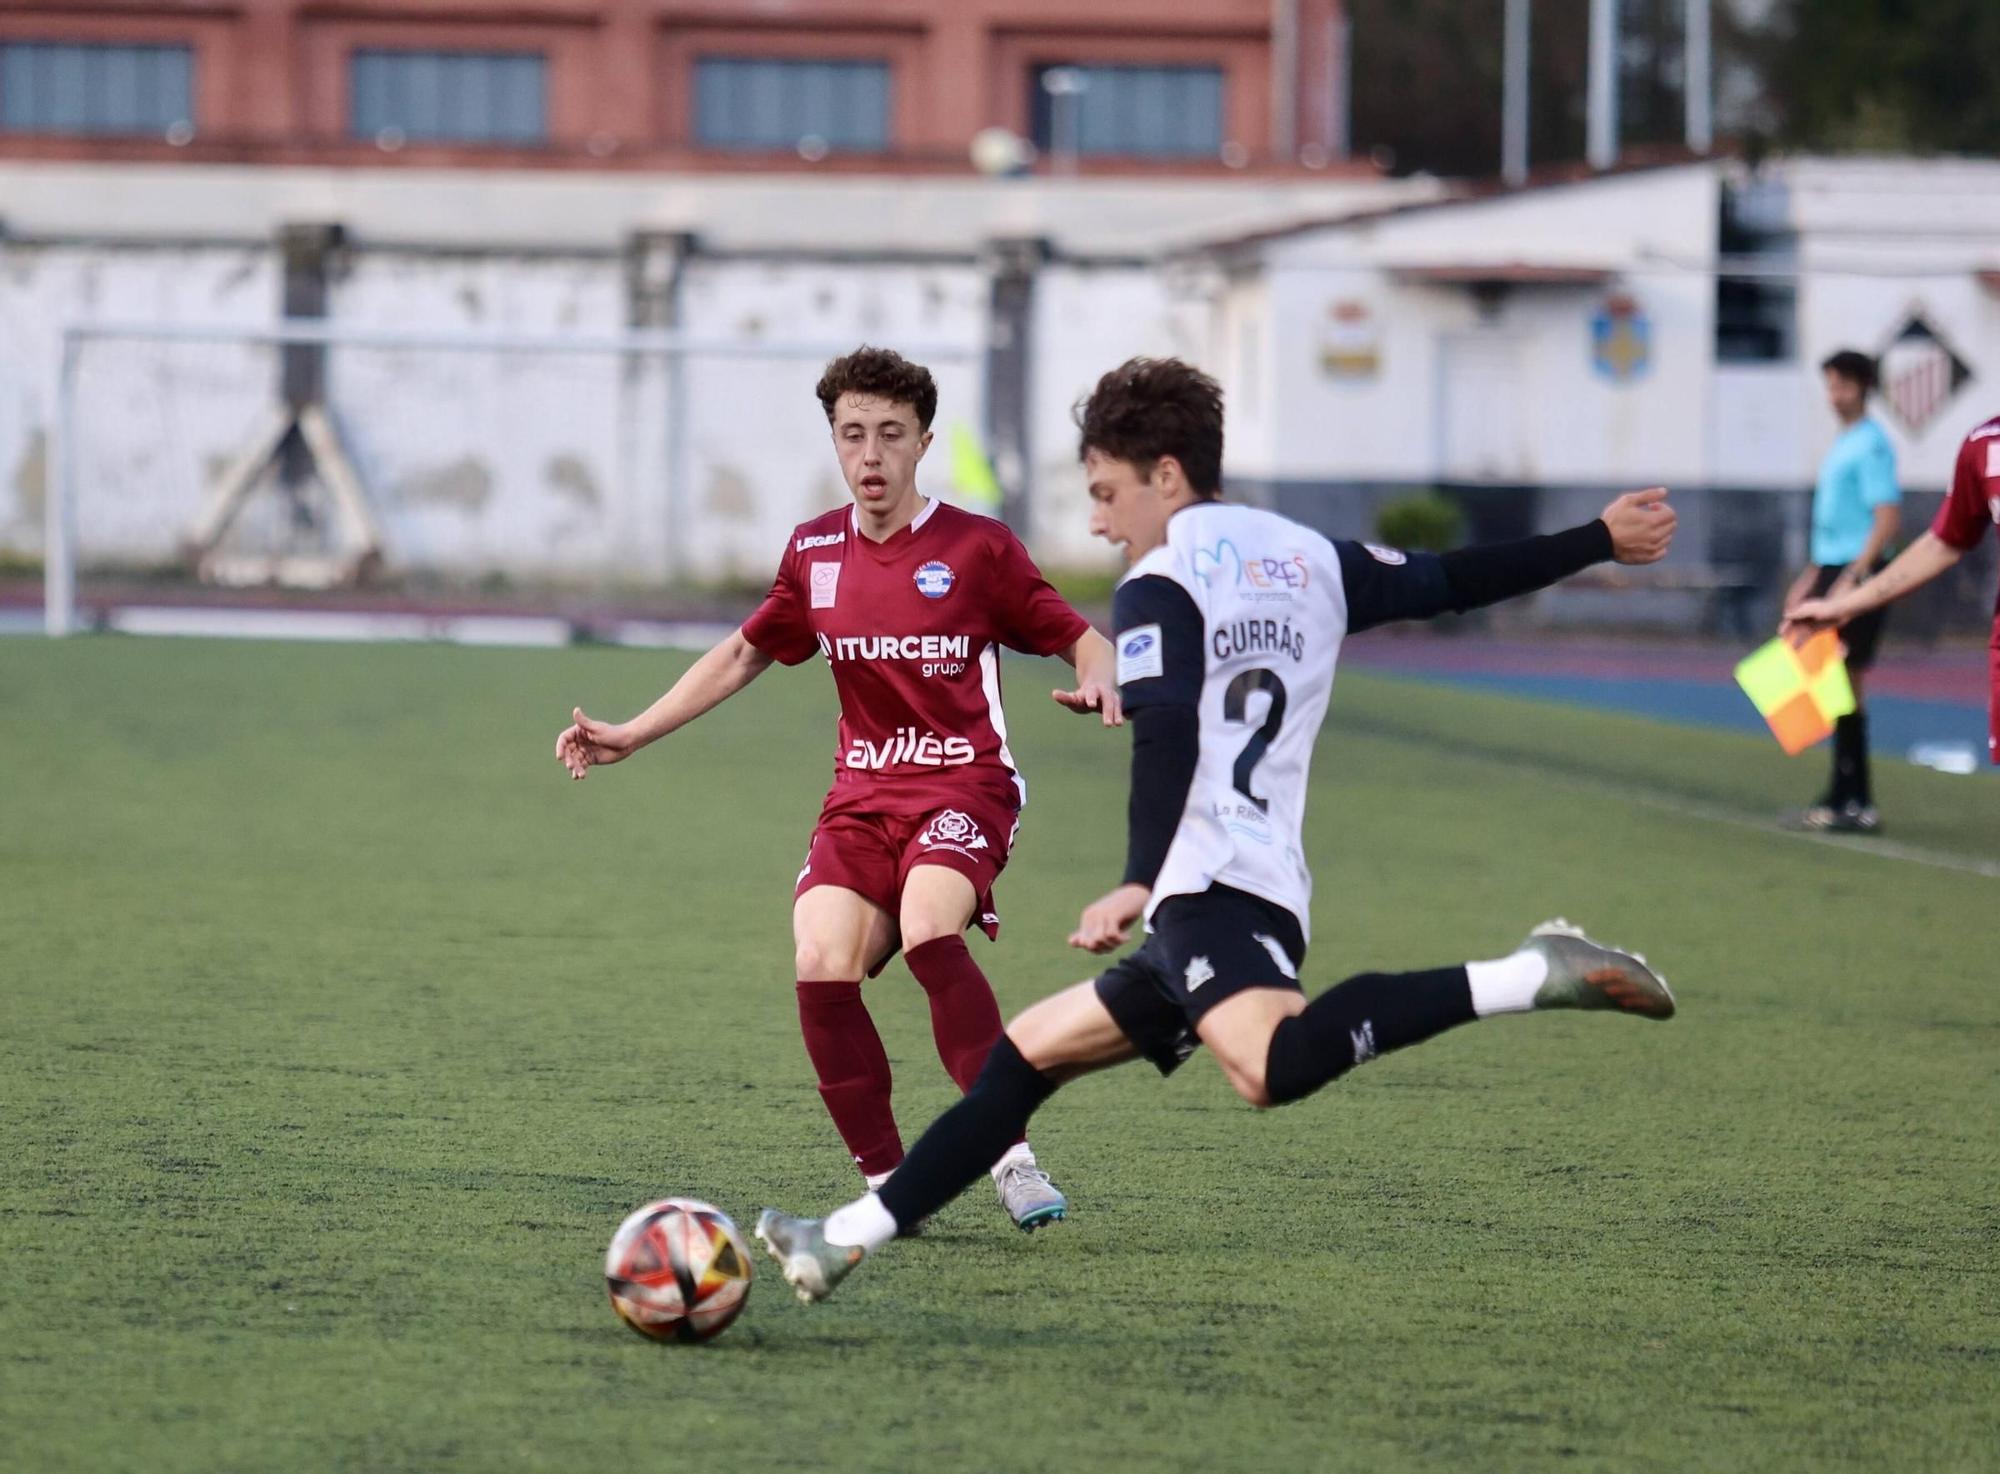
[2,636,1995,1473]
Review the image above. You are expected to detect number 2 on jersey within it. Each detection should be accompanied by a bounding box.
[1222,668,1288,811]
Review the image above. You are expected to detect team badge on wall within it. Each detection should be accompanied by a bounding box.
[913,560,955,598]
[1590,294,1651,384]
[1878,312,1972,437]
[1318,299,1382,379]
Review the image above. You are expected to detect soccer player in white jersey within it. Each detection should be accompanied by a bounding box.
[755,357,1681,1302]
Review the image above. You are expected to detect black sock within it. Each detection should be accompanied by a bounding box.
[1264,967,1477,1105]
[876,1034,1058,1230]
[1831,710,1869,807]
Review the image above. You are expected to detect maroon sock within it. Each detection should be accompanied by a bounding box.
[795,980,902,1177]
[904,936,1007,1094]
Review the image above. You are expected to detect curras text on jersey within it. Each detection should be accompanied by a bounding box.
[1212,618,1306,663]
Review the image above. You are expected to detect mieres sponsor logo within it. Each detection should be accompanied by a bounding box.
[796,531,845,551]
[1193,539,1310,597]
[843,726,976,770]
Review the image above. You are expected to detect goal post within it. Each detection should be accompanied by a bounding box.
[42,319,983,638]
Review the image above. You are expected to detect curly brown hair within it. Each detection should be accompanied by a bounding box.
[1074,357,1224,497]
[815,346,939,430]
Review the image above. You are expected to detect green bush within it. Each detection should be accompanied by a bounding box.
[1375,492,1464,553]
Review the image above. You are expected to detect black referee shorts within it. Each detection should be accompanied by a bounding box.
[1812,563,1889,671]
[1093,885,1307,1077]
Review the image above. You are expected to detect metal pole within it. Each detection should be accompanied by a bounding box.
[1502,0,1531,186]
[1043,68,1086,177]
[1271,0,1299,162]
[1587,0,1618,171]
[46,332,77,637]
[1329,13,1352,160]
[1684,0,1713,154]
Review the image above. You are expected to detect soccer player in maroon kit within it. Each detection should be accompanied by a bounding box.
[1787,411,2000,767]
[556,347,1120,1229]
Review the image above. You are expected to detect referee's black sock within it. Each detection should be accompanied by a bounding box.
[1831,709,1869,808]
[877,1035,1058,1231]
[1264,967,1477,1105]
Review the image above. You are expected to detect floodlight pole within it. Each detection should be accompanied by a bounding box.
[1502,0,1531,186]
[1685,0,1713,154]
[46,333,77,637]
[1586,0,1618,171]
[1043,68,1087,177]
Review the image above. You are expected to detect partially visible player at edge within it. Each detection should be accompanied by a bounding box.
[557,347,1122,1230]
[755,356,1682,1302]
[1786,410,2000,767]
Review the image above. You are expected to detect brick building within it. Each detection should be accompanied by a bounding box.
[0,0,1355,173]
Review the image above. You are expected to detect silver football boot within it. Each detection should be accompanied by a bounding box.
[1522,920,1676,1020]
[754,1209,864,1304]
[995,1159,1068,1232]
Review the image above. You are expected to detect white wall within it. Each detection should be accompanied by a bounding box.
[1,243,277,562]
[1242,165,1721,488]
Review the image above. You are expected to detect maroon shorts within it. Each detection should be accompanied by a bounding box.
[1989,641,1999,766]
[794,796,1022,953]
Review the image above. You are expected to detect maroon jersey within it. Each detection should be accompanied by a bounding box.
[1931,415,2000,765]
[741,500,1090,818]
[1933,414,2000,617]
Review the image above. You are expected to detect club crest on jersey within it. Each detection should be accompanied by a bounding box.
[810,562,841,609]
[913,560,956,599]
[919,809,989,853]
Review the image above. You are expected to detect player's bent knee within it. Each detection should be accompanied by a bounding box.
[793,940,865,982]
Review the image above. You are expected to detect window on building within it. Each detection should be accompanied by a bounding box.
[0,41,194,137]
[350,49,546,145]
[1029,64,1223,159]
[1714,181,1797,363]
[694,57,891,153]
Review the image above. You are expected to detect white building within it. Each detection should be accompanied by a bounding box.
[4,154,1997,626]
[1196,157,2000,624]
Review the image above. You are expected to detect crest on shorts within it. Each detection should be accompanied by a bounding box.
[1878,312,1972,436]
[914,560,955,599]
[1184,956,1215,992]
[918,809,988,852]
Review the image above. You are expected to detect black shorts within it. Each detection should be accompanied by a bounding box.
[1812,563,1889,671]
[1094,885,1307,1077]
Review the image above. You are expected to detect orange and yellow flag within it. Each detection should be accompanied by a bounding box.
[1734,632,1856,755]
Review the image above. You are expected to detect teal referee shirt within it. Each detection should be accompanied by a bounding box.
[1811,417,1900,566]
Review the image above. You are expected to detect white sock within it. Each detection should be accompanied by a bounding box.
[989,1141,1035,1182]
[1466,950,1549,1017]
[863,1170,892,1192]
[823,1192,899,1254]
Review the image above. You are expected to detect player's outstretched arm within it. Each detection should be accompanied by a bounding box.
[555,628,775,780]
[1598,486,1676,564]
[1782,531,1965,644]
[1340,487,1676,634]
[1050,628,1125,727]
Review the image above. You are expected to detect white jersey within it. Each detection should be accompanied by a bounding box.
[1114,502,1350,939]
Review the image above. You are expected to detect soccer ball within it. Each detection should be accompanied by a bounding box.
[604,1198,754,1343]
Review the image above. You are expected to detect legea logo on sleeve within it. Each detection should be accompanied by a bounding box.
[1117,625,1165,683]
